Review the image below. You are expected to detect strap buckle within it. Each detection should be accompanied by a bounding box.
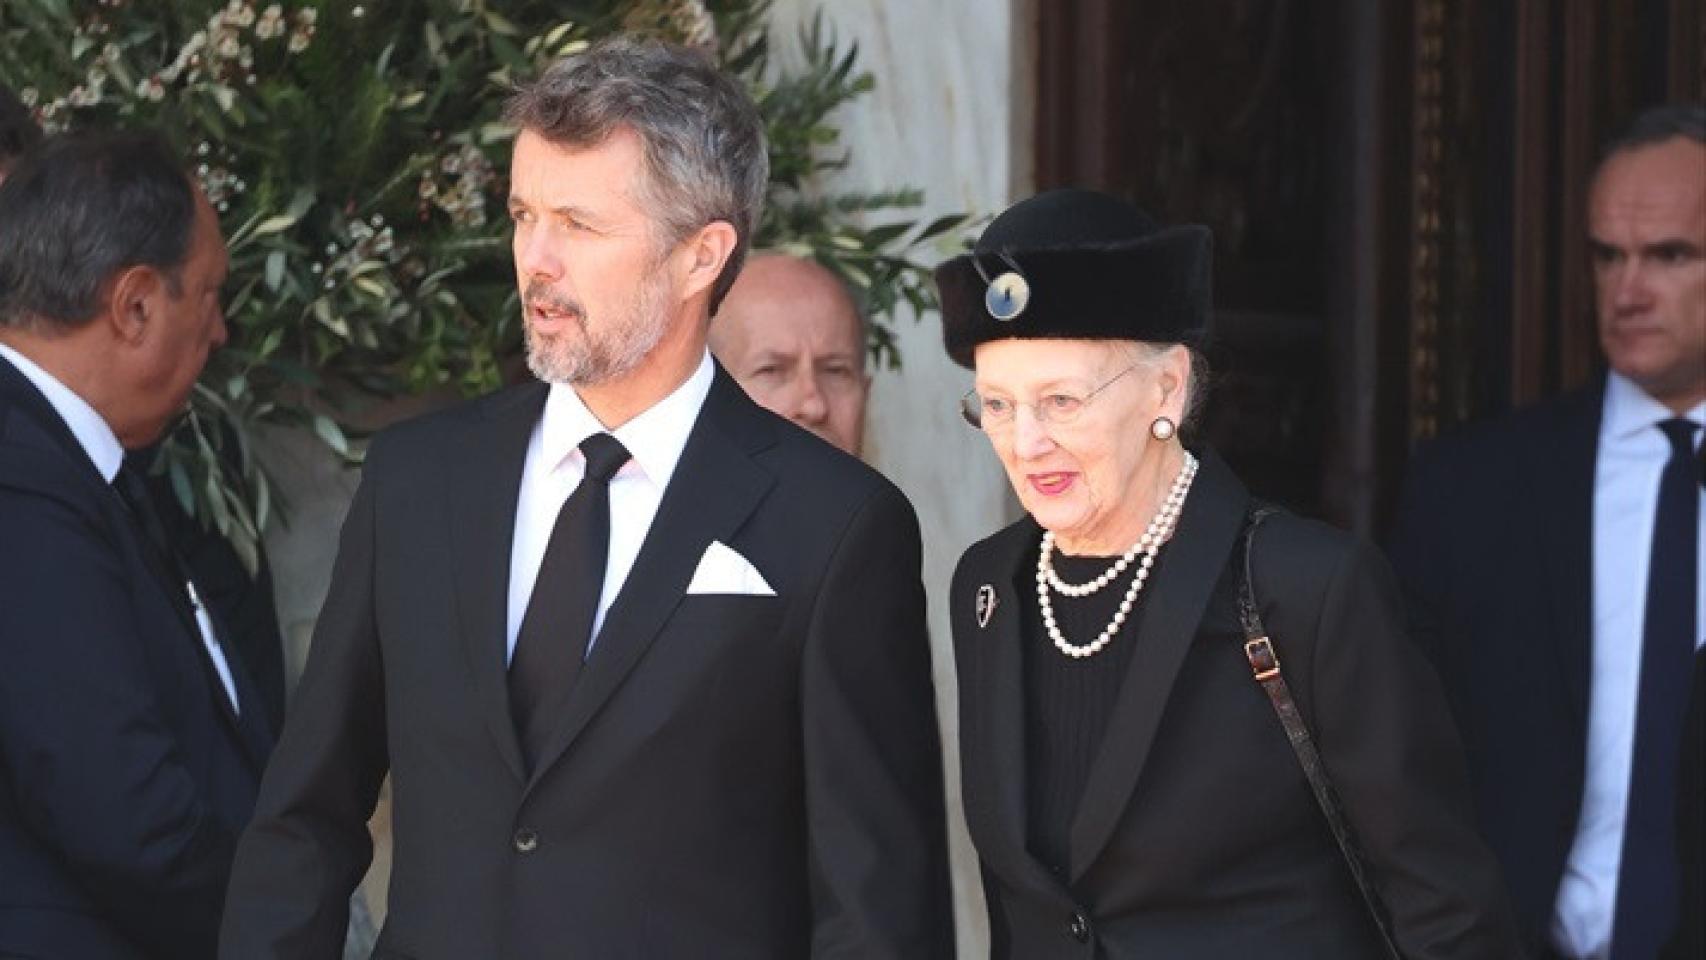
[1244,636,1281,681]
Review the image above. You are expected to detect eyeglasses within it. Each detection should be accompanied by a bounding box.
[960,362,1140,431]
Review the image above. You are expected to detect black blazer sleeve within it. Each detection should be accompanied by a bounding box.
[798,481,954,959]
[219,443,389,958]
[1386,444,1452,664]
[0,489,236,957]
[1295,537,1523,959]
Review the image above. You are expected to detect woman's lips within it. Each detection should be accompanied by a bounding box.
[1028,472,1076,496]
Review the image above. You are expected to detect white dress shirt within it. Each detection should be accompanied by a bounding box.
[505,350,714,663]
[1551,371,1706,958]
[0,342,241,713]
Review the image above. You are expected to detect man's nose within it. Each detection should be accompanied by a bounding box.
[515,225,561,281]
[1610,257,1655,313]
[789,372,829,424]
[210,305,229,349]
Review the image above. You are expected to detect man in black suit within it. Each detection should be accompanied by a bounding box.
[0,131,273,959]
[1,82,289,736]
[220,36,952,959]
[1391,104,1705,959]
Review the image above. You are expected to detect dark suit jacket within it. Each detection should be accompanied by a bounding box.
[1389,378,1704,958]
[140,443,288,732]
[0,355,273,960]
[952,449,1521,959]
[219,366,952,959]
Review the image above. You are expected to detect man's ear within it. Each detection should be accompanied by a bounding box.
[677,220,739,304]
[103,264,165,345]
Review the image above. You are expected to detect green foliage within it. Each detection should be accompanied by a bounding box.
[0,0,964,571]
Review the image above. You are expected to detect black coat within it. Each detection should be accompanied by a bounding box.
[219,365,953,959]
[1389,379,1704,959]
[951,449,1522,959]
[0,355,273,959]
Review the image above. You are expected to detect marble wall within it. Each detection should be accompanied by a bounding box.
[261,2,1027,955]
[759,2,1027,954]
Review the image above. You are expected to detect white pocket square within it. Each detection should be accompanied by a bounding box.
[685,540,776,596]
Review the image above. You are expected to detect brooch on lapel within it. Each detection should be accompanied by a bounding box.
[975,584,999,629]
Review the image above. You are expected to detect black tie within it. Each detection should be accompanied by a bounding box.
[1612,417,1700,959]
[113,461,194,617]
[508,432,631,772]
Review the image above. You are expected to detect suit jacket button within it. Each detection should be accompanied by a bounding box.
[1068,911,1091,943]
[513,827,539,853]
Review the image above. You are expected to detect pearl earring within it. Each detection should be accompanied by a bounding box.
[1150,416,1176,441]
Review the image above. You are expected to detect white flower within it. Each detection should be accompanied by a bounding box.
[17,88,37,108]
[672,0,717,52]
[294,8,317,28]
[216,33,242,59]
[256,5,285,39]
[287,30,311,53]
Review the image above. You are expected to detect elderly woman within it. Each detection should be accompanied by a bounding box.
[937,189,1522,959]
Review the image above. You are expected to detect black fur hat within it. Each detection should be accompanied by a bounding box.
[936,189,1213,368]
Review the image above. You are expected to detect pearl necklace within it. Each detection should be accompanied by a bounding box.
[1036,451,1199,659]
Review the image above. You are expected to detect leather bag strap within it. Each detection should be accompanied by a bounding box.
[1238,506,1405,960]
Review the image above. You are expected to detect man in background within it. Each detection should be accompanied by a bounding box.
[0,130,273,959]
[0,82,289,731]
[709,252,871,456]
[1391,103,1705,959]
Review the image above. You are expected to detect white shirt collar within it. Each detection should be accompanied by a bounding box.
[1601,370,1706,445]
[0,342,126,482]
[539,350,714,487]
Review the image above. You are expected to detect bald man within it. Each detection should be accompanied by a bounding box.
[710,253,871,456]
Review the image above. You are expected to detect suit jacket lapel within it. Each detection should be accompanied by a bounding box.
[0,355,106,487]
[445,382,547,785]
[527,367,775,788]
[1532,381,1602,728]
[960,518,1066,899]
[197,597,276,771]
[2,359,195,634]
[1068,449,1248,882]
[3,356,270,763]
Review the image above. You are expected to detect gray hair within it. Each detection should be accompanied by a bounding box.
[0,130,195,333]
[1598,102,1706,167]
[504,35,769,314]
[1127,340,1210,435]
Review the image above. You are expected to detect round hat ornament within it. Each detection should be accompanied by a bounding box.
[985,271,1030,321]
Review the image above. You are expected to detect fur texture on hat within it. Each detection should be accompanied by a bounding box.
[935,189,1213,368]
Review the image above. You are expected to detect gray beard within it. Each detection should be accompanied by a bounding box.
[522,279,670,386]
